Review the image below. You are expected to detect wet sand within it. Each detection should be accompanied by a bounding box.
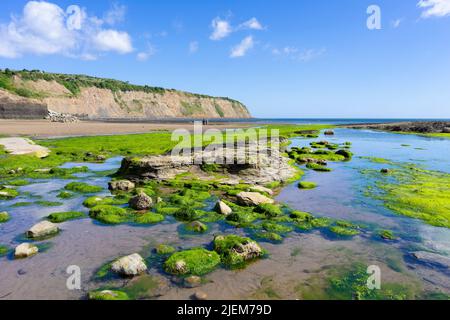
[0,119,256,138]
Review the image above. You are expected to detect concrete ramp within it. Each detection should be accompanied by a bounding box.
[0,137,50,158]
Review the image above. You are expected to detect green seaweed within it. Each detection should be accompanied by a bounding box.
[47,211,85,223]
[298,181,317,189]
[65,182,103,193]
[164,248,221,276]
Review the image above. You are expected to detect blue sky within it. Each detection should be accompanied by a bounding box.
[1,0,450,118]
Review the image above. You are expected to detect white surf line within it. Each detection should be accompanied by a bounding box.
[0,137,50,157]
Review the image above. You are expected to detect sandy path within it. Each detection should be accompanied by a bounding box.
[0,120,256,138]
[0,137,50,156]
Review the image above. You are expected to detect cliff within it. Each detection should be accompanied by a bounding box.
[0,69,251,120]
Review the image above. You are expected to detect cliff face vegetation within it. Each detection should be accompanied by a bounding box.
[0,69,251,119]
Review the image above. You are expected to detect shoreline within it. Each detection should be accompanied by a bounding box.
[0,119,261,139]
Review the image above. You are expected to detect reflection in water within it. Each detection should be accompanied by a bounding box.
[0,129,449,299]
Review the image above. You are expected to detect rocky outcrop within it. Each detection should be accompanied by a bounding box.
[236,192,274,206]
[117,146,297,185]
[0,90,48,119]
[108,180,135,191]
[111,253,147,276]
[347,121,450,134]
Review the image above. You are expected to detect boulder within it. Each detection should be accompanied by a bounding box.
[111,253,147,276]
[15,243,38,258]
[324,130,335,136]
[236,192,274,206]
[412,251,450,269]
[215,200,232,216]
[128,192,153,210]
[250,185,274,196]
[26,221,59,238]
[380,168,390,174]
[443,127,450,134]
[108,180,135,191]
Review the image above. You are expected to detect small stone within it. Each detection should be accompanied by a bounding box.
[15,243,38,258]
[8,170,16,175]
[26,221,59,238]
[184,275,202,288]
[111,253,147,276]
[33,168,51,173]
[96,155,106,161]
[174,260,187,274]
[381,168,390,174]
[128,192,153,210]
[215,200,232,216]
[18,269,27,275]
[193,291,208,300]
[324,130,335,136]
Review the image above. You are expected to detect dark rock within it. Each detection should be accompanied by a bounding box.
[128,192,153,210]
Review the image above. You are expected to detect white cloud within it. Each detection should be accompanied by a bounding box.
[238,17,264,30]
[93,30,133,54]
[272,46,326,62]
[103,3,127,25]
[210,17,232,40]
[136,44,156,61]
[392,19,403,28]
[209,16,265,41]
[0,1,133,59]
[418,0,450,18]
[230,36,254,58]
[189,41,199,54]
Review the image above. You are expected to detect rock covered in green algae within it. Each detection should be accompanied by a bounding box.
[213,235,264,268]
[88,290,129,300]
[298,181,318,189]
[135,212,164,224]
[26,221,59,238]
[185,221,208,233]
[89,205,129,224]
[0,187,19,200]
[0,211,10,223]
[0,245,9,256]
[335,149,353,159]
[254,203,283,218]
[111,253,147,277]
[83,196,128,208]
[47,211,85,223]
[379,230,396,240]
[155,244,176,255]
[64,182,103,193]
[306,163,332,172]
[164,248,221,276]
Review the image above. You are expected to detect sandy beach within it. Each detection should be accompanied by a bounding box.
[0,119,256,138]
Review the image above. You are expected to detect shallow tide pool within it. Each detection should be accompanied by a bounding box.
[0,129,449,300]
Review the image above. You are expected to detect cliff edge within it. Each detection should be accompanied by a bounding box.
[0,69,251,120]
